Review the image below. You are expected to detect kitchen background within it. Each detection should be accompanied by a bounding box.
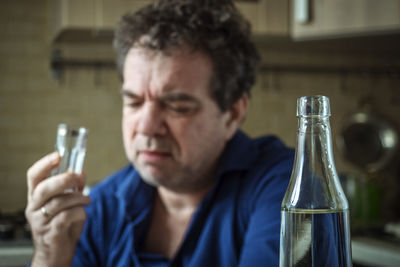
[1,0,400,265]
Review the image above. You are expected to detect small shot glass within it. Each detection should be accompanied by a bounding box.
[51,124,88,191]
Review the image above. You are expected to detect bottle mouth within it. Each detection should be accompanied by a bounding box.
[297,95,331,117]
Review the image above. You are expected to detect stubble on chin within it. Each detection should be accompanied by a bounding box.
[133,156,172,187]
[139,172,160,187]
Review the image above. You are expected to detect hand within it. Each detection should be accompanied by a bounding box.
[25,152,91,267]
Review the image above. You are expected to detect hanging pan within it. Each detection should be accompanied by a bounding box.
[337,110,398,173]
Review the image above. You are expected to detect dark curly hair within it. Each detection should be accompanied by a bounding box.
[114,0,260,111]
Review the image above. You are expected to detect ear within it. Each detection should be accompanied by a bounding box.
[224,93,249,140]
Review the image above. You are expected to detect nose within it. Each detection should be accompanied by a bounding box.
[136,101,168,136]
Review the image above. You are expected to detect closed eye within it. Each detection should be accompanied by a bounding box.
[164,102,198,115]
[120,89,201,115]
[126,101,143,108]
[121,89,144,109]
[161,93,200,116]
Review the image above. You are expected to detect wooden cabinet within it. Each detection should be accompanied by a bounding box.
[50,0,290,42]
[236,0,289,36]
[50,0,150,42]
[51,0,400,43]
[99,0,150,29]
[50,0,96,41]
[291,0,400,40]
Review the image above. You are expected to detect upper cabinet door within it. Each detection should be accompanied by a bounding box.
[98,0,151,30]
[235,0,289,36]
[50,0,96,41]
[103,0,290,36]
[51,0,290,43]
[291,0,400,40]
[50,0,151,42]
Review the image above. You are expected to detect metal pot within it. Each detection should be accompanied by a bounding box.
[337,111,398,173]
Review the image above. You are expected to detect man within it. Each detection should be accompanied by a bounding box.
[25,0,294,266]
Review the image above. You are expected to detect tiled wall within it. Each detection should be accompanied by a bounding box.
[245,44,400,154]
[1,0,399,213]
[0,0,127,212]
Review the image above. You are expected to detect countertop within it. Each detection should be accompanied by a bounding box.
[0,236,399,266]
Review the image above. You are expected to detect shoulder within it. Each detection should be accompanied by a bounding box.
[254,134,294,160]
[251,135,294,177]
[218,132,294,211]
[236,134,294,212]
[233,133,294,186]
[203,133,293,264]
[220,131,293,193]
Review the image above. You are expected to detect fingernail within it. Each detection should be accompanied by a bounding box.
[50,152,60,163]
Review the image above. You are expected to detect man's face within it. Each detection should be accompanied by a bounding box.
[121,47,237,192]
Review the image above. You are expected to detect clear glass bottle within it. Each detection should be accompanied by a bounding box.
[279,96,352,267]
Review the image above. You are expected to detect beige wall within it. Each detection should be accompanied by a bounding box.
[245,44,400,162]
[1,0,400,213]
[0,0,127,212]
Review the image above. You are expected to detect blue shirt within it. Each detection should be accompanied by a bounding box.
[73,131,294,267]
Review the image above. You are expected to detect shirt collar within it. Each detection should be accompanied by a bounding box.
[215,130,258,177]
[115,167,156,221]
[114,130,256,220]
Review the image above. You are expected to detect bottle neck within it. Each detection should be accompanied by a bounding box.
[283,115,348,210]
[295,115,335,182]
[297,116,333,163]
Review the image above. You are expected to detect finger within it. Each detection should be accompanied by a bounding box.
[27,152,61,197]
[51,206,87,235]
[74,172,86,192]
[76,172,86,192]
[31,172,81,210]
[43,206,87,247]
[44,193,91,222]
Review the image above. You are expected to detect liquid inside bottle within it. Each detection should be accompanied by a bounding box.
[280,209,351,267]
[279,96,352,267]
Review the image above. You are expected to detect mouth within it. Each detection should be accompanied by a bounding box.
[138,150,172,163]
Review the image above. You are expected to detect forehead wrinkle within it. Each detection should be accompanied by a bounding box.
[124,46,213,100]
[155,52,212,96]
[123,48,158,99]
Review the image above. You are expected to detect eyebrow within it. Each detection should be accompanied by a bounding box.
[120,89,140,98]
[120,89,200,104]
[160,92,200,104]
